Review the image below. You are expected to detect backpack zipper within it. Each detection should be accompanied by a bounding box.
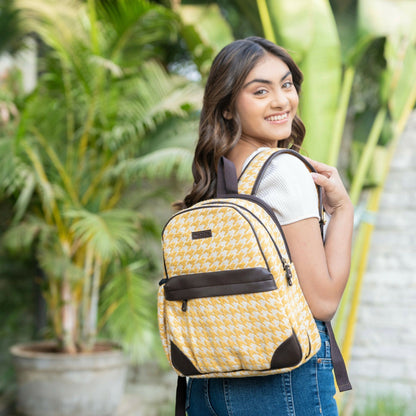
[282,259,293,286]
[204,199,293,287]
[211,194,292,261]
[161,194,293,289]
[162,203,272,282]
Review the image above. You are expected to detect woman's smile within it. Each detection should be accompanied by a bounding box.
[265,112,289,123]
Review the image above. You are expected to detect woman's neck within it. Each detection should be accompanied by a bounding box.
[227,139,274,177]
[239,137,276,151]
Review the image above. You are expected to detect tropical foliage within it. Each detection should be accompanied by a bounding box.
[0,0,202,354]
[1,0,415,390]
[0,0,25,54]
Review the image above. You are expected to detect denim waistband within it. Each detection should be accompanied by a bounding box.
[314,319,327,332]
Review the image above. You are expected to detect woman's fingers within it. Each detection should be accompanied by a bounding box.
[304,156,336,178]
[305,156,351,214]
[310,172,332,187]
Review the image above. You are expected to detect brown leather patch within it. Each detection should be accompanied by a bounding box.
[270,330,303,369]
[171,341,201,376]
[191,230,212,240]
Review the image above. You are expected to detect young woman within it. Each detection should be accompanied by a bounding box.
[176,36,353,416]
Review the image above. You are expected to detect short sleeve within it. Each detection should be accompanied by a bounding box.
[254,153,320,225]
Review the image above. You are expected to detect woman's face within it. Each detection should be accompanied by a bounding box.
[232,53,299,147]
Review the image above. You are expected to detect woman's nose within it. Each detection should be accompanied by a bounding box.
[270,90,289,108]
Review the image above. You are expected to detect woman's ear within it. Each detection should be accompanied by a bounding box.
[223,110,232,120]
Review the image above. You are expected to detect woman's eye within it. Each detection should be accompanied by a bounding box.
[282,81,294,89]
[254,89,268,96]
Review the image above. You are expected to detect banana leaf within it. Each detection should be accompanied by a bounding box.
[347,0,416,199]
[359,0,416,124]
[335,0,416,370]
[178,4,234,77]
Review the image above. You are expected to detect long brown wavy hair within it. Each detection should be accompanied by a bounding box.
[175,37,306,210]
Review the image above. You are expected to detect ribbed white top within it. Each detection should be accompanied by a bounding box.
[243,149,320,225]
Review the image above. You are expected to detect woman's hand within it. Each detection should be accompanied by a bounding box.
[306,158,352,216]
[283,157,354,320]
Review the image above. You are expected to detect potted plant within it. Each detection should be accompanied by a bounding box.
[0,0,201,415]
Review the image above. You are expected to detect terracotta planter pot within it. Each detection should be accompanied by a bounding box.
[10,341,127,416]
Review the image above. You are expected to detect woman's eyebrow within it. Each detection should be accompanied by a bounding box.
[280,70,292,81]
[243,78,271,88]
[243,71,292,89]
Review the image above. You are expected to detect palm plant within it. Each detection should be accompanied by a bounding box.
[0,0,202,354]
[0,0,26,55]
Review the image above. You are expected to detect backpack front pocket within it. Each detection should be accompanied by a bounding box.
[164,267,277,304]
[163,267,299,376]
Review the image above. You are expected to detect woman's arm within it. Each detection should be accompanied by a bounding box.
[282,159,354,321]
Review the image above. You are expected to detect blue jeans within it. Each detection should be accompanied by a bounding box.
[186,320,337,416]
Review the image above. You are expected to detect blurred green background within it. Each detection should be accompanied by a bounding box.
[1,0,416,415]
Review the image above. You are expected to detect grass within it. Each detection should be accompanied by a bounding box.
[351,396,414,416]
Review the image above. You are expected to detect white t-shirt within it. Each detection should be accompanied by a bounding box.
[242,149,320,225]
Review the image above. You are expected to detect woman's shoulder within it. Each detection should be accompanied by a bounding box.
[255,151,319,225]
[263,151,313,184]
[270,150,308,168]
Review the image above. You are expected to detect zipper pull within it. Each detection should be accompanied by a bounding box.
[181,300,188,312]
[283,260,293,286]
[159,277,168,286]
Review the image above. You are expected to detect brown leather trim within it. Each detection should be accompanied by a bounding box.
[305,335,311,359]
[170,341,201,376]
[325,321,352,391]
[270,330,303,369]
[164,267,276,301]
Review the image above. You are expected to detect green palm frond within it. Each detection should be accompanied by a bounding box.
[65,208,141,261]
[15,0,178,86]
[22,143,59,223]
[15,0,83,54]
[102,61,202,153]
[1,0,202,353]
[99,259,159,363]
[96,0,179,63]
[0,0,25,54]
[38,248,84,282]
[16,0,110,95]
[107,147,193,183]
[13,171,36,224]
[0,139,18,194]
[143,115,199,153]
[1,217,43,256]
[0,136,38,222]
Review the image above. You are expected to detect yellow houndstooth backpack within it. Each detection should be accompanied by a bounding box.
[158,149,350,416]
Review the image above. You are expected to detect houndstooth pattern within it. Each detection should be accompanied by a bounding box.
[163,206,266,277]
[237,149,321,358]
[238,148,282,194]
[158,149,321,378]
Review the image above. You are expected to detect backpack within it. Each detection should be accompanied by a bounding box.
[158,148,351,416]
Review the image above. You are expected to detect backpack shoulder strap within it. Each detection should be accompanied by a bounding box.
[238,148,352,392]
[238,148,325,233]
